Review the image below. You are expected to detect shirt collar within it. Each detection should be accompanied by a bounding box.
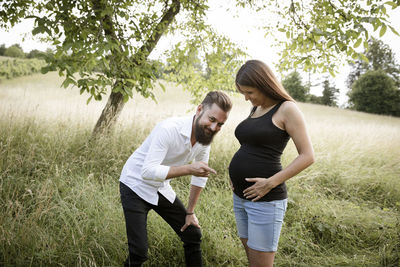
[180,115,195,144]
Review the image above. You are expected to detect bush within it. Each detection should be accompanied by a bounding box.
[26,49,46,59]
[0,44,6,56]
[0,58,47,80]
[307,94,323,104]
[4,45,25,58]
[348,70,400,116]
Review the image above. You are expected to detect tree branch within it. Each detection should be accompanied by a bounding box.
[289,0,310,31]
[136,0,181,61]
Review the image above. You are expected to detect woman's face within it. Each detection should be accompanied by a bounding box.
[237,85,267,106]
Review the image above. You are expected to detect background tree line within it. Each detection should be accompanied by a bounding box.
[3,35,400,118]
[2,37,400,118]
[281,38,400,117]
[0,43,53,59]
[281,71,340,107]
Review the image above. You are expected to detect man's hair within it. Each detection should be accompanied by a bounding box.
[201,91,232,112]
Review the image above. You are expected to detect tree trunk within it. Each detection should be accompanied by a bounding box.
[92,91,125,137]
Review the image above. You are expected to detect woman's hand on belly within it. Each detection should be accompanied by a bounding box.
[243,177,276,202]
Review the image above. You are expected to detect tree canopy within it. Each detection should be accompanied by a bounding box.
[347,37,400,88]
[349,70,400,116]
[1,0,399,134]
[321,79,339,107]
[281,71,309,102]
[262,0,400,75]
[4,44,25,58]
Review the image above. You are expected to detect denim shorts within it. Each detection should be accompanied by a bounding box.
[233,193,287,252]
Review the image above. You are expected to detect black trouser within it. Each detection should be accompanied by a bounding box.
[120,182,202,267]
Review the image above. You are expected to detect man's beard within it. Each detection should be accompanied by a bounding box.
[194,113,217,145]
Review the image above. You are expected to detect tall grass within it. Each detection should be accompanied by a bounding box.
[0,72,399,266]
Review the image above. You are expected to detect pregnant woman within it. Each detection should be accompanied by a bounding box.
[229,60,315,267]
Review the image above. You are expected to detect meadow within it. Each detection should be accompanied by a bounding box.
[0,72,399,266]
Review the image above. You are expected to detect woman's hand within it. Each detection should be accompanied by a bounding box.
[243,177,276,202]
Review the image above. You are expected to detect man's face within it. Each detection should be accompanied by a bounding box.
[194,103,229,145]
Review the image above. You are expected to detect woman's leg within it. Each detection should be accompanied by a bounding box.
[233,194,251,263]
[248,248,275,267]
[245,199,287,267]
[240,238,250,262]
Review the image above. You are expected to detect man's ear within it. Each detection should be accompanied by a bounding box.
[196,104,203,116]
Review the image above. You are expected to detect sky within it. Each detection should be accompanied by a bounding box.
[1,1,399,106]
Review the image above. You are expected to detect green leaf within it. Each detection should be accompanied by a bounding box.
[32,26,46,35]
[373,19,382,31]
[86,95,93,105]
[359,53,369,63]
[40,66,51,74]
[126,79,136,84]
[61,77,75,88]
[354,38,362,48]
[159,82,166,92]
[389,25,399,36]
[123,94,129,103]
[379,24,387,37]
[384,1,398,9]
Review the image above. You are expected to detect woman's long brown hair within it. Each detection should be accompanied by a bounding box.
[235,60,294,102]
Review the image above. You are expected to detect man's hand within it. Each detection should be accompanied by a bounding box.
[180,214,201,232]
[189,161,217,177]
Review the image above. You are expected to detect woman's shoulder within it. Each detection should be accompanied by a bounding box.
[279,100,299,113]
[278,101,305,126]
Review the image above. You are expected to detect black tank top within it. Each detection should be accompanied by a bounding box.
[229,102,290,201]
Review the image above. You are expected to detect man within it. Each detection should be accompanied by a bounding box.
[119,91,232,267]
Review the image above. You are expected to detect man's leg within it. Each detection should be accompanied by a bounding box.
[154,193,202,267]
[120,182,152,267]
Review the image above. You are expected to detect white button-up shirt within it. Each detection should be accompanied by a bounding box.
[119,116,211,205]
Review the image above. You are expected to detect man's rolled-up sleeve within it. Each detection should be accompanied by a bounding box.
[190,145,211,188]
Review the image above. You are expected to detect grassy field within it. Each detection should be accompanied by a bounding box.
[0,72,399,266]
